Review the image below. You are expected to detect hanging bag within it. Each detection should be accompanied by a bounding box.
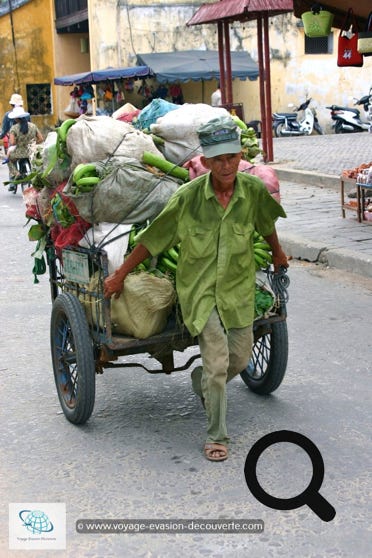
[301,4,334,38]
[337,8,364,67]
[357,12,372,57]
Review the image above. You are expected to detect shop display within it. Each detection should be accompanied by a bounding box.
[341,162,372,223]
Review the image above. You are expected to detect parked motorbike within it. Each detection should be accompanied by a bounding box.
[326,89,372,133]
[272,98,323,137]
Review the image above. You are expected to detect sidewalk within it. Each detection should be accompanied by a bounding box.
[269,132,372,278]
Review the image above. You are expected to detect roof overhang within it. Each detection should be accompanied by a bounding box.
[54,66,153,86]
[136,50,259,83]
[187,0,293,26]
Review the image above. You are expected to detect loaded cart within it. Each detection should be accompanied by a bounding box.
[47,235,290,425]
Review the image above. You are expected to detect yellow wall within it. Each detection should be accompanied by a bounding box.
[53,32,91,121]
[0,0,56,132]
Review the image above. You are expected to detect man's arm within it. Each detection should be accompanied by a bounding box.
[103,243,151,299]
[264,228,288,272]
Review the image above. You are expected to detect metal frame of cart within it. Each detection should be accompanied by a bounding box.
[47,239,290,425]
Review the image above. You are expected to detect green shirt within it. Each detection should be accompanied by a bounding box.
[137,171,286,337]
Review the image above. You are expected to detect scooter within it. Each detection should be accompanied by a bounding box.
[272,98,323,137]
[326,89,371,133]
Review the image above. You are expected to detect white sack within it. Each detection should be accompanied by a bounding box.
[150,103,230,164]
[66,115,163,168]
[79,223,132,275]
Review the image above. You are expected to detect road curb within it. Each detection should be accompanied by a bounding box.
[270,166,341,189]
[280,232,372,278]
[324,247,372,278]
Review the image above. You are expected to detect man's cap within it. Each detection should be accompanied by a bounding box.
[8,106,30,119]
[9,93,23,106]
[197,115,241,158]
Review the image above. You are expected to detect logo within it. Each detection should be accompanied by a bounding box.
[19,509,54,534]
[9,503,66,550]
[244,430,336,522]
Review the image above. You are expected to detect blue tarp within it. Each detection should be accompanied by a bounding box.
[136,50,259,83]
[54,65,153,86]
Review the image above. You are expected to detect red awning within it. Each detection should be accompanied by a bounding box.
[187,0,294,162]
[187,0,293,25]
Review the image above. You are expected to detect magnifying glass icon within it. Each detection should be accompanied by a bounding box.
[244,430,336,522]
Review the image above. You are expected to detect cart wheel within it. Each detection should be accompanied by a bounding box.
[50,292,95,424]
[240,321,288,394]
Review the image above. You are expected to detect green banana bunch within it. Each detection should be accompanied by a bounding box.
[58,119,77,142]
[127,223,180,278]
[253,231,273,270]
[56,119,76,159]
[71,163,100,194]
[230,115,261,161]
[241,127,262,162]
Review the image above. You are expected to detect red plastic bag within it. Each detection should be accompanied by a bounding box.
[23,187,42,221]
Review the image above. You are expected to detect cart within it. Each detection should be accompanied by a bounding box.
[47,238,290,425]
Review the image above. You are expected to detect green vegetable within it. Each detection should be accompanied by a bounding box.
[28,224,45,241]
[231,114,248,130]
[254,285,275,317]
[58,119,76,142]
[142,151,189,182]
[51,193,75,228]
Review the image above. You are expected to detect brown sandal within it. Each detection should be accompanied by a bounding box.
[204,443,228,462]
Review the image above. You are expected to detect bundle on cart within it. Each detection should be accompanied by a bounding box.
[63,156,182,224]
[22,102,280,332]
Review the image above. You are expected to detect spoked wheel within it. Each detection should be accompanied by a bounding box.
[240,320,288,394]
[273,122,286,137]
[51,292,96,424]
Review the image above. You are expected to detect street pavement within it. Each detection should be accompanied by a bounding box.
[268,132,372,278]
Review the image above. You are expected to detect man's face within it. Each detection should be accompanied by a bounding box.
[201,152,242,190]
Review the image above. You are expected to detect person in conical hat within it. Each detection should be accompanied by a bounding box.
[7,106,43,192]
[1,93,27,140]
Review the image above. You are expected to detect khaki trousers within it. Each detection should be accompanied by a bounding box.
[192,307,253,446]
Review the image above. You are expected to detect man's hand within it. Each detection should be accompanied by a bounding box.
[104,270,125,299]
[272,248,289,273]
[103,243,152,299]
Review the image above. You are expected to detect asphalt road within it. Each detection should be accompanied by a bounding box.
[0,175,371,558]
